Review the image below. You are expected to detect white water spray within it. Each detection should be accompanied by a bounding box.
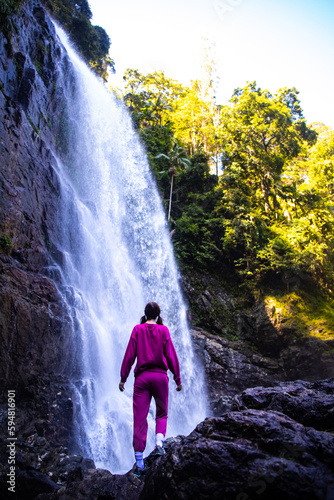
[52,25,207,473]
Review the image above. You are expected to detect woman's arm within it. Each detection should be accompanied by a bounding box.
[164,331,181,387]
[120,330,137,387]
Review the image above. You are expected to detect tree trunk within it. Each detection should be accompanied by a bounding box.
[168,174,174,221]
[261,175,271,213]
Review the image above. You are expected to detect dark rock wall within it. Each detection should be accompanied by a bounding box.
[192,325,334,415]
[0,0,73,445]
[191,328,283,414]
[183,270,334,413]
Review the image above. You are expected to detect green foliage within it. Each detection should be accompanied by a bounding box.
[0,234,13,252]
[265,290,334,340]
[0,0,26,43]
[27,115,40,136]
[121,68,334,302]
[40,0,114,80]
[219,83,312,214]
[122,69,183,129]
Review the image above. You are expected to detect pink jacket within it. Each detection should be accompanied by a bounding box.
[120,323,181,386]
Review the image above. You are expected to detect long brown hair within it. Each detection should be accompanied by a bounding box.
[140,302,163,325]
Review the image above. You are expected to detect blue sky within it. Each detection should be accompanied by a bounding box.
[89,0,334,127]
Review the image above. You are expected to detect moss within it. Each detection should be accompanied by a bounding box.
[265,290,334,340]
[34,60,44,77]
[0,0,26,40]
[36,38,48,55]
[27,114,40,136]
[181,268,246,339]
[39,111,51,130]
[0,234,13,252]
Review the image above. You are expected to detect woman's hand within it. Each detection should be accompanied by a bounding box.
[176,384,182,392]
[119,382,125,392]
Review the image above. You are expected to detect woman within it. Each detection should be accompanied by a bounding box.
[119,302,182,477]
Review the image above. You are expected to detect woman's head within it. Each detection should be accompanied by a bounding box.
[140,302,163,324]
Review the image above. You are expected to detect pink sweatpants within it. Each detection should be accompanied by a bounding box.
[133,370,169,452]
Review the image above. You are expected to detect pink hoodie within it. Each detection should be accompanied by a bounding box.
[120,323,181,386]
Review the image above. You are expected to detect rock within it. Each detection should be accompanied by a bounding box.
[237,302,286,357]
[233,378,334,431]
[183,271,334,386]
[191,328,283,414]
[279,338,334,380]
[35,469,144,500]
[140,410,334,500]
[0,0,75,457]
[15,470,61,499]
[1,380,333,499]
[17,67,36,110]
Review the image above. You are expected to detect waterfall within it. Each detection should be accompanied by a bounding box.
[51,25,207,473]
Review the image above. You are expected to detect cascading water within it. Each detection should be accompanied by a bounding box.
[51,25,207,473]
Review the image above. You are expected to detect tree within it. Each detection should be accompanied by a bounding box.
[40,0,114,80]
[155,143,191,220]
[220,82,315,214]
[122,69,184,129]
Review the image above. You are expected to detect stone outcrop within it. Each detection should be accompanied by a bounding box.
[0,0,74,447]
[233,378,334,431]
[191,325,334,415]
[184,267,334,414]
[0,380,332,499]
[140,410,334,500]
[191,328,283,415]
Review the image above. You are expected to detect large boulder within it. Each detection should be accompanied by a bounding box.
[140,410,334,500]
[233,378,334,431]
[191,328,283,414]
[1,381,334,499]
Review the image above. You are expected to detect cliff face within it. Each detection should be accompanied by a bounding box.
[0,0,73,445]
[182,270,334,413]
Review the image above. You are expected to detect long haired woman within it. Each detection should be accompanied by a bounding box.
[119,302,182,477]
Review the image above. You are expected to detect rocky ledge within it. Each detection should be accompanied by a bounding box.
[191,327,334,415]
[1,379,333,500]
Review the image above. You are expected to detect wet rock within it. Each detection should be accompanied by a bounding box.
[233,378,334,431]
[17,67,36,110]
[0,0,74,455]
[0,256,73,404]
[140,410,334,500]
[191,328,282,414]
[183,271,334,387]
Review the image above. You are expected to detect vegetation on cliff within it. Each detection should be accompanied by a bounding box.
[0,0,113,80]
[0,0,25,40]
[40,0,114,80]
[118,68,334,336]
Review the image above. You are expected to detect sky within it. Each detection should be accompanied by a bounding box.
[89,0,334,127]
